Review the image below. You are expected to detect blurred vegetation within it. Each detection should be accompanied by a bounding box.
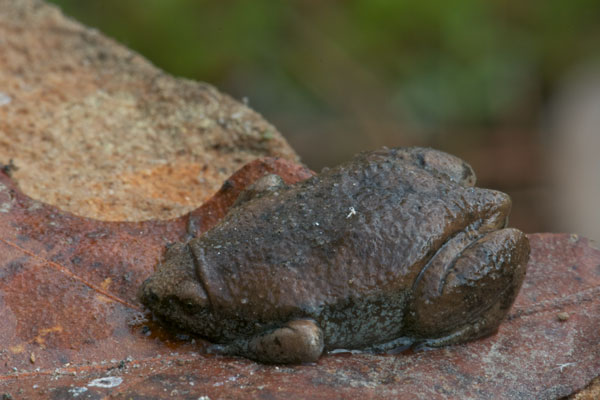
[49,0,600,167]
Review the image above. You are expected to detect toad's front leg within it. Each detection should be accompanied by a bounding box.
[228,319,324,364]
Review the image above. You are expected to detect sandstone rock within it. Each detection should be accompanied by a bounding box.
[0,0,298,222]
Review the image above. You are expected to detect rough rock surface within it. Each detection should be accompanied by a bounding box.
[0,0,297,221]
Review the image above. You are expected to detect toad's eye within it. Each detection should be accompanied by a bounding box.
[176,280,209,309]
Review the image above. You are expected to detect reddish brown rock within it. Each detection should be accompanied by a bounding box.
[0,159,598,398]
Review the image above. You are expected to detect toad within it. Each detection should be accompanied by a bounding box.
[139,147,529,364]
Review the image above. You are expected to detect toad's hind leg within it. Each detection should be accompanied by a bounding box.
[234,319,324,364]
[406,228,529,346]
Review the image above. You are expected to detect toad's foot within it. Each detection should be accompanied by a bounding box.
[229,319,324,364]
[416,285,518,348]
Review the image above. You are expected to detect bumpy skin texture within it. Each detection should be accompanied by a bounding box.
[139,147,530,364]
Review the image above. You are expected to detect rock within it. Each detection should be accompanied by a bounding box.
[0,0,298,222]
[0,1,598,398]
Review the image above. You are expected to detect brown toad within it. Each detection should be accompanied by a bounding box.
[139,147,529,364]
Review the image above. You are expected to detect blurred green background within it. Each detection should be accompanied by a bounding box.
[48,0,600,237]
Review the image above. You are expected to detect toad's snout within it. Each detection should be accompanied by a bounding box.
[140,268,208,310]
[139,245,210,327]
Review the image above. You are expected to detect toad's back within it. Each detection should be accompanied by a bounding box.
[189,148,508,345]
